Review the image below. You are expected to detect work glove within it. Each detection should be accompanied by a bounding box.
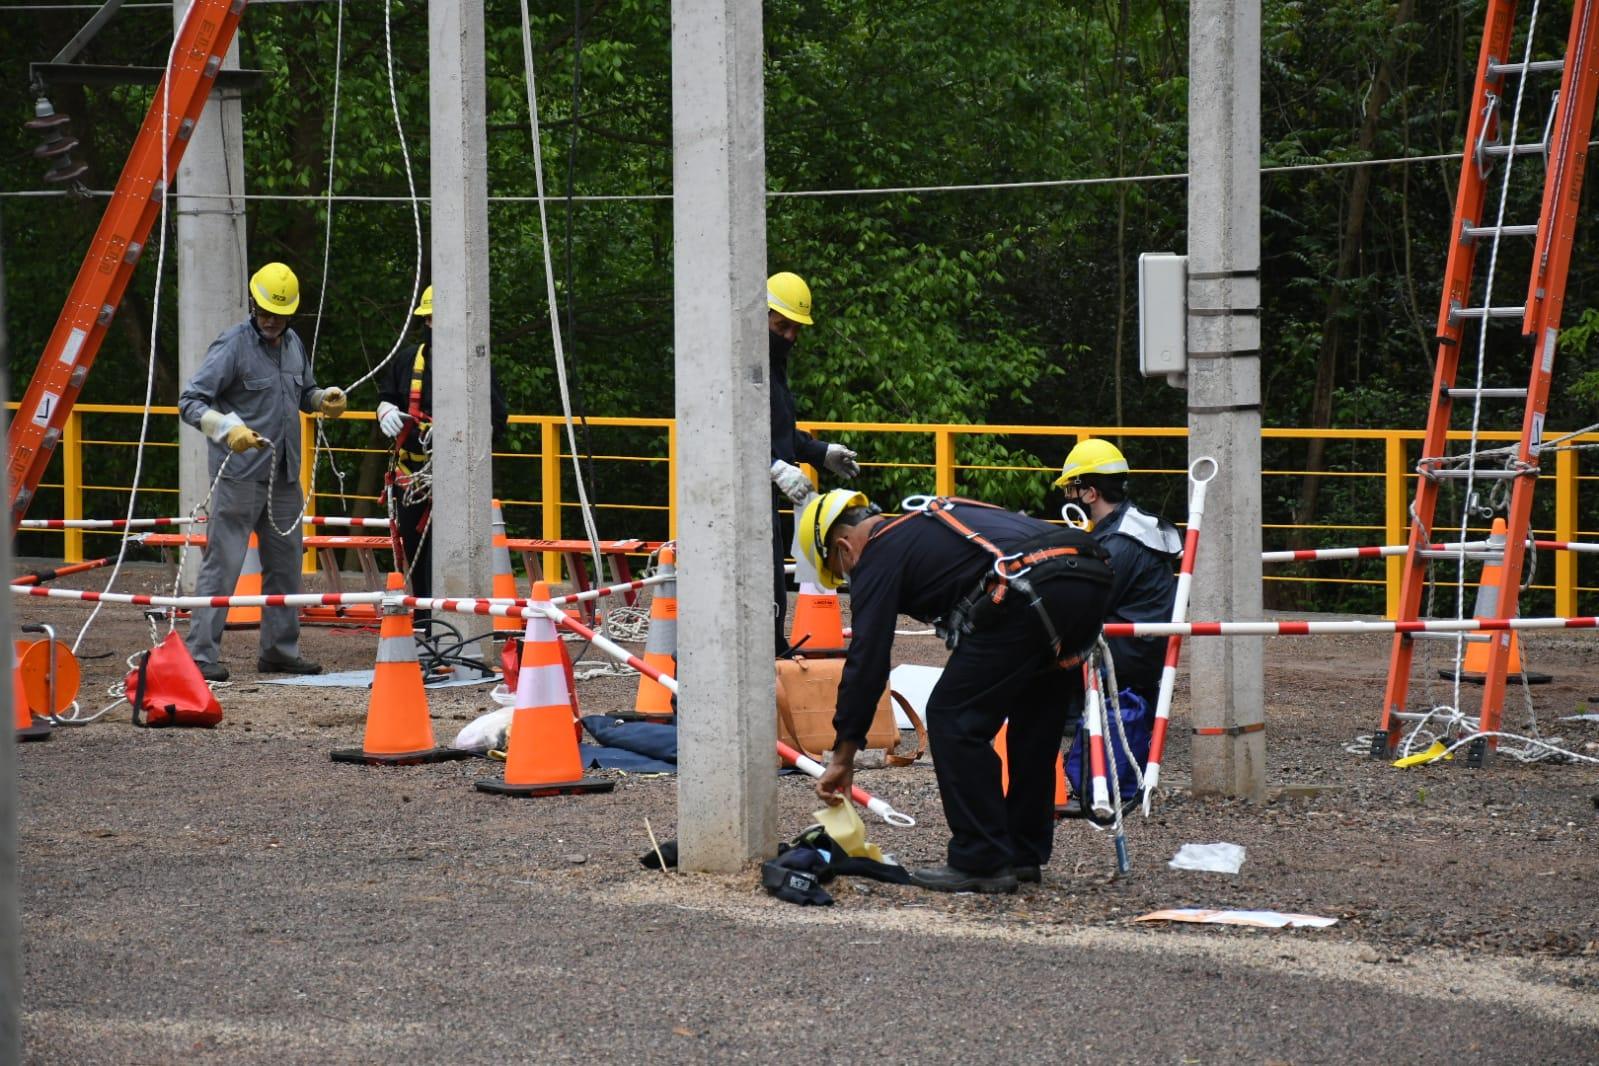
[377,401,406,439]
[823,444,860,479]
[317,387,348,419]
[770,460,813,505]
[224,424,267,454]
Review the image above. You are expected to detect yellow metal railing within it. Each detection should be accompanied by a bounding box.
[12,403,1598,618]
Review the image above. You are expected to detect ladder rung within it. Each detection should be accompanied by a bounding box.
[1416,549,1501,561]
[1424,467,1525,480]
[1487,59,1565,76]
[1480,142,1548,158]
[1462,224,1538,239]
[1449,304,1526,321]
[1445,387,1528,400]
[1407,631,1493,643]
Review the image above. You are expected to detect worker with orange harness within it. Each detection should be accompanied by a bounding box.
[801,489,1112,893]
[178,262,346,682]
[375,284,508,622]
[765,272,861,652]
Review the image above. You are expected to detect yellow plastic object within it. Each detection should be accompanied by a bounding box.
[413,284,434,317]
[795,489,868,590]
[1053,438,1130,488]
[1392,740,1452,768]
[766,272,813,325]
[249,261,300,315]
[812,800,884,863]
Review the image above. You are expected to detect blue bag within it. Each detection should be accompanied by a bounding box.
[1066,685,1152,804]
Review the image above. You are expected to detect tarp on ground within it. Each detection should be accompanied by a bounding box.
[580,714,677,773]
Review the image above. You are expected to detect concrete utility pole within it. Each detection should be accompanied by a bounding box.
[1,397,19,1060]
[427,0,494,609]
[671,0,775,871]
[174,0,247,592]
[1187,0,1265,798]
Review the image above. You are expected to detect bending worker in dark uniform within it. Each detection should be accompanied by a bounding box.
[1053,439,1179,708]
[802,490,1113,893]
[179,262,346,682]
[375,285,508,619]
[765,271,860,652]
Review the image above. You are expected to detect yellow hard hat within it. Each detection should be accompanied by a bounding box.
[767,272,813,326]
[797,488,868,589]
[413,285,434,317]
[249,262,300,315]
[1053,438,1129,489]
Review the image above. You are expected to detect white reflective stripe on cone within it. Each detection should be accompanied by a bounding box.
[375,635,418,664]
[514,661,568,709]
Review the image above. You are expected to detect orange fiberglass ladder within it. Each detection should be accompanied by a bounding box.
[6,0,246,530]
[1377,0,1599,763]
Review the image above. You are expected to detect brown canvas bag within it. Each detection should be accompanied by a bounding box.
[775,656,926,765]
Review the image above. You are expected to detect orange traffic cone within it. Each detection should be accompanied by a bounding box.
[1442,517,1551,685]
[225,533,263,629]
[477,582,614,797]
[996,720,1071,818]
[331,572,473,766]
[490,499,521,636]
[789,582,847,654]
[632,547,678,720]
[13,647,49,741]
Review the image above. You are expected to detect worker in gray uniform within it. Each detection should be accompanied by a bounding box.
[178,262,347,682]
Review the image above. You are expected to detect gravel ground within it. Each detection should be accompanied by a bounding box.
[13,562,1599,1064]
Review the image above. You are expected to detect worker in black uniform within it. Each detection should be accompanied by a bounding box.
[802,489,1113,893]
[1053,438,1179,708]
[375,285,509,621]
[765,271,861,653]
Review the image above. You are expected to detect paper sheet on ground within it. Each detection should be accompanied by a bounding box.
[1135,908,1337,929]
[260,668,497,690]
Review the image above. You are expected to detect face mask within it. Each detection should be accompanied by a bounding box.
[769,329,795,363]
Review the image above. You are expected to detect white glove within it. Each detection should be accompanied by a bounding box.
[824,444,860,479]
[377,401,406,439]
[770,460,813,504]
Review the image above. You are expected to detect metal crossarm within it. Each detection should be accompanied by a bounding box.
[1378,0,1599,760]
[6,0,247,528]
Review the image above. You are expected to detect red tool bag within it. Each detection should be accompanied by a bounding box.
[126,631,223,728]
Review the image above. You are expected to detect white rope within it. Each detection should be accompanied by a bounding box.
[517,0,606,580]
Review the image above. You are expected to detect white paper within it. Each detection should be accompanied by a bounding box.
[1168,842,1246,874]
[1135,907,1337,929]
[888,664,943,729]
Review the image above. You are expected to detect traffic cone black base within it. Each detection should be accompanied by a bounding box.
[474,777,615,797]
[332,746,474,767]
[16,717,52,741]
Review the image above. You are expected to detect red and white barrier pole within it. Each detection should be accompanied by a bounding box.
[12,557,115,585]
[18,517,200,530]
[10,585,383,609]
[1263,538,1599,563]
[1104,614,1599,638]
[1082,661,1112,819]
[302,516,395,529]
[1142,456,1216,813]
[775,740,916,827]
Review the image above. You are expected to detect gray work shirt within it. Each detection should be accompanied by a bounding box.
[178,321,321,481]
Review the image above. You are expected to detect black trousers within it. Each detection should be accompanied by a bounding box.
[926,577,1111,874]
[397,495,431,624]
[771,497,790,654]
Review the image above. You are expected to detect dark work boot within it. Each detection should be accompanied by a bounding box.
[1012,865,1042,884]
[257,655,322,676]
[909,865,1019,894]
[196,660,230,683]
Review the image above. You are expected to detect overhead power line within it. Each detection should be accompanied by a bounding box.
[12,144,1582,205]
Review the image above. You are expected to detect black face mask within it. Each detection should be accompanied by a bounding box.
[769,329,795,363]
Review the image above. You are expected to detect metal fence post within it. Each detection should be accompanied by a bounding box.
[62,411,83,562]
[934,428,956,496]
[1385,433,1406,619]
[541,419,563,582]
[1556,447,1578,617]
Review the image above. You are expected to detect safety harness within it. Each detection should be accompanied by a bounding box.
[902,496,1112,664]
[394,344,431,477]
